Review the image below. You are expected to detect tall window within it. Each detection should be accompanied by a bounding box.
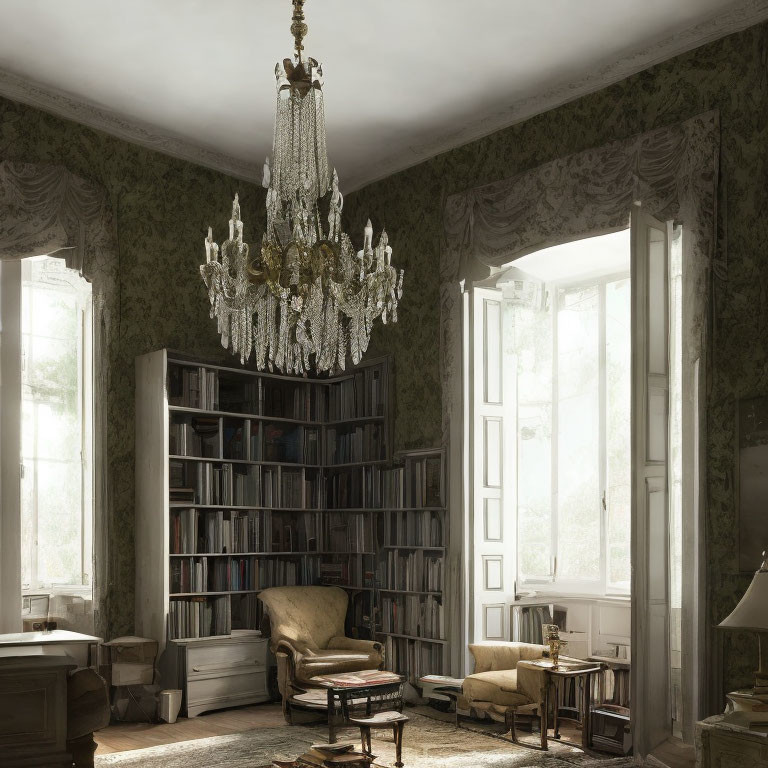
[514,273,631,594]
[20,256,93,593]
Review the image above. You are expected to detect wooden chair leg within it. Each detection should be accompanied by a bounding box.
[510,709,518,744]
[392,721,405,768]
[359,726,372,756]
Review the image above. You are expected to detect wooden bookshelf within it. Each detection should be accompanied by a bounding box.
[375,448,448,682]
[136,349,393,652]
[135,349,448,706]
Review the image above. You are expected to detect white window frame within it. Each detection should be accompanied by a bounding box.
[18,256,94,597]
[516,270,631,598]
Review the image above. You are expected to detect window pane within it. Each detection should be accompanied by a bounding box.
[21,256,92,590]
[557,286,600,581]
[514,301,553,580]
[606,278,631,588]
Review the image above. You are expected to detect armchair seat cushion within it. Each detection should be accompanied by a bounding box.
[295,648,380,684]
[463,669,532,708]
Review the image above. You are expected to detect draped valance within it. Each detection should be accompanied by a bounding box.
[442,110,720,284]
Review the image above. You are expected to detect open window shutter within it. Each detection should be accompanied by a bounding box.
[468,287,514,643]
[630,205,672,756]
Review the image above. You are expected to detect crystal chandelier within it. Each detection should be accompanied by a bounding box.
[201,0,403,374]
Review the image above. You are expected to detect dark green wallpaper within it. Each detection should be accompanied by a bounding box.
[344,22,768,700]
[1,17,766,702]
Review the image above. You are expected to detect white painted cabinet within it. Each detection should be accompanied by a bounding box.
[172,635,269,717]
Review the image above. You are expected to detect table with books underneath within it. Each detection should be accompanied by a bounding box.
[284,670,407,767]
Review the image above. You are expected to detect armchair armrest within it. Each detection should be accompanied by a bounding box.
[327,636,383,654]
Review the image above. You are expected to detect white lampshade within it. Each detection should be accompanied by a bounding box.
[719,556,768,632]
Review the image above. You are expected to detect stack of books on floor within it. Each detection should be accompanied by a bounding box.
[274,743,376,768]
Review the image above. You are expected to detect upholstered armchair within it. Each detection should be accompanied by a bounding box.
[258,586,384,720]
[462,642,550,723]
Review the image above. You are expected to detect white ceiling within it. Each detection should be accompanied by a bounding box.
[0,0,764,191]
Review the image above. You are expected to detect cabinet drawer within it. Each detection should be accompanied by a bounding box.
[187,639,267,674]
[187,670,267,709]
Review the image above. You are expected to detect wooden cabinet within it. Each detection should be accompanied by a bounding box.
[171,636,270,717]
[0,655,75,767]
[696,715,768,768]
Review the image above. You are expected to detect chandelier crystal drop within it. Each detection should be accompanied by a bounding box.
[200,0,403,374]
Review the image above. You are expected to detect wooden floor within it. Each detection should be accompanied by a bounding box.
[96,702,695,768]
[95,702,286,754]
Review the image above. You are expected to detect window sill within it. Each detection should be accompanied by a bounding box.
[513,591,630,604]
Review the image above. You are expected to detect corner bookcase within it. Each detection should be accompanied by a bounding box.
[135,349,447,707]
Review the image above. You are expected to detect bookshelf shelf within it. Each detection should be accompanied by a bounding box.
[378,632,447,645]
[383,545,446,551]
[379,589,443,596]
[169,455,323,469]
[169,405,325,428]
[170,590,261,597]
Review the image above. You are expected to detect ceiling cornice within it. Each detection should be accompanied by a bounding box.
[0,0,766,192]
[0,67,262,183]
[343,0,768,191]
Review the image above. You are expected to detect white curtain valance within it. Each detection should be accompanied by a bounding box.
[442,111,720,283]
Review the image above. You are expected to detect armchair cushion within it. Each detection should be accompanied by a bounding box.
[295,648,381,684]
[462,669,531,708]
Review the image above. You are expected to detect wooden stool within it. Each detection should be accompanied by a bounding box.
[349,711,408,768]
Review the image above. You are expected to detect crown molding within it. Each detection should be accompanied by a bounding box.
[343,0,768,192]
[0,0,765,192]
[0,67,262,183]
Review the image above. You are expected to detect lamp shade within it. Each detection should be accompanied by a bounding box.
[719,558,768,632]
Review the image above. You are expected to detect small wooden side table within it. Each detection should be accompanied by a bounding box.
[291,672,405,743]
[517,659,603,751]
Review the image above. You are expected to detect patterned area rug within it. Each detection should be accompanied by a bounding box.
[95,712,636,768]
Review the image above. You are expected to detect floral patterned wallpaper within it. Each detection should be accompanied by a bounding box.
[0,97,264,637]
[1,17,766,702]
[344,21,768,701]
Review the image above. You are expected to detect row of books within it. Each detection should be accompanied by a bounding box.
[170,461,323,509]
[382,635,444,682]
[171,508,261,554]
[385,509,444,548]
[258,557,318,588]
[169,417,220,458]
[168,595,230,639]
[379,550,443,593]
[327,365,386,420]
[380,595,445,639]
[169,366,219,410]
[408,455,443,508]
[217,375,325,421]
[326,423,386,465]
[324,465,405,509]
[169,556,258,593]
[318,559,369,589]
[325,513,375,552]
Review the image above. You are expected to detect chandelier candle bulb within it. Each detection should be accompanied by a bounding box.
[201,0,403,374]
